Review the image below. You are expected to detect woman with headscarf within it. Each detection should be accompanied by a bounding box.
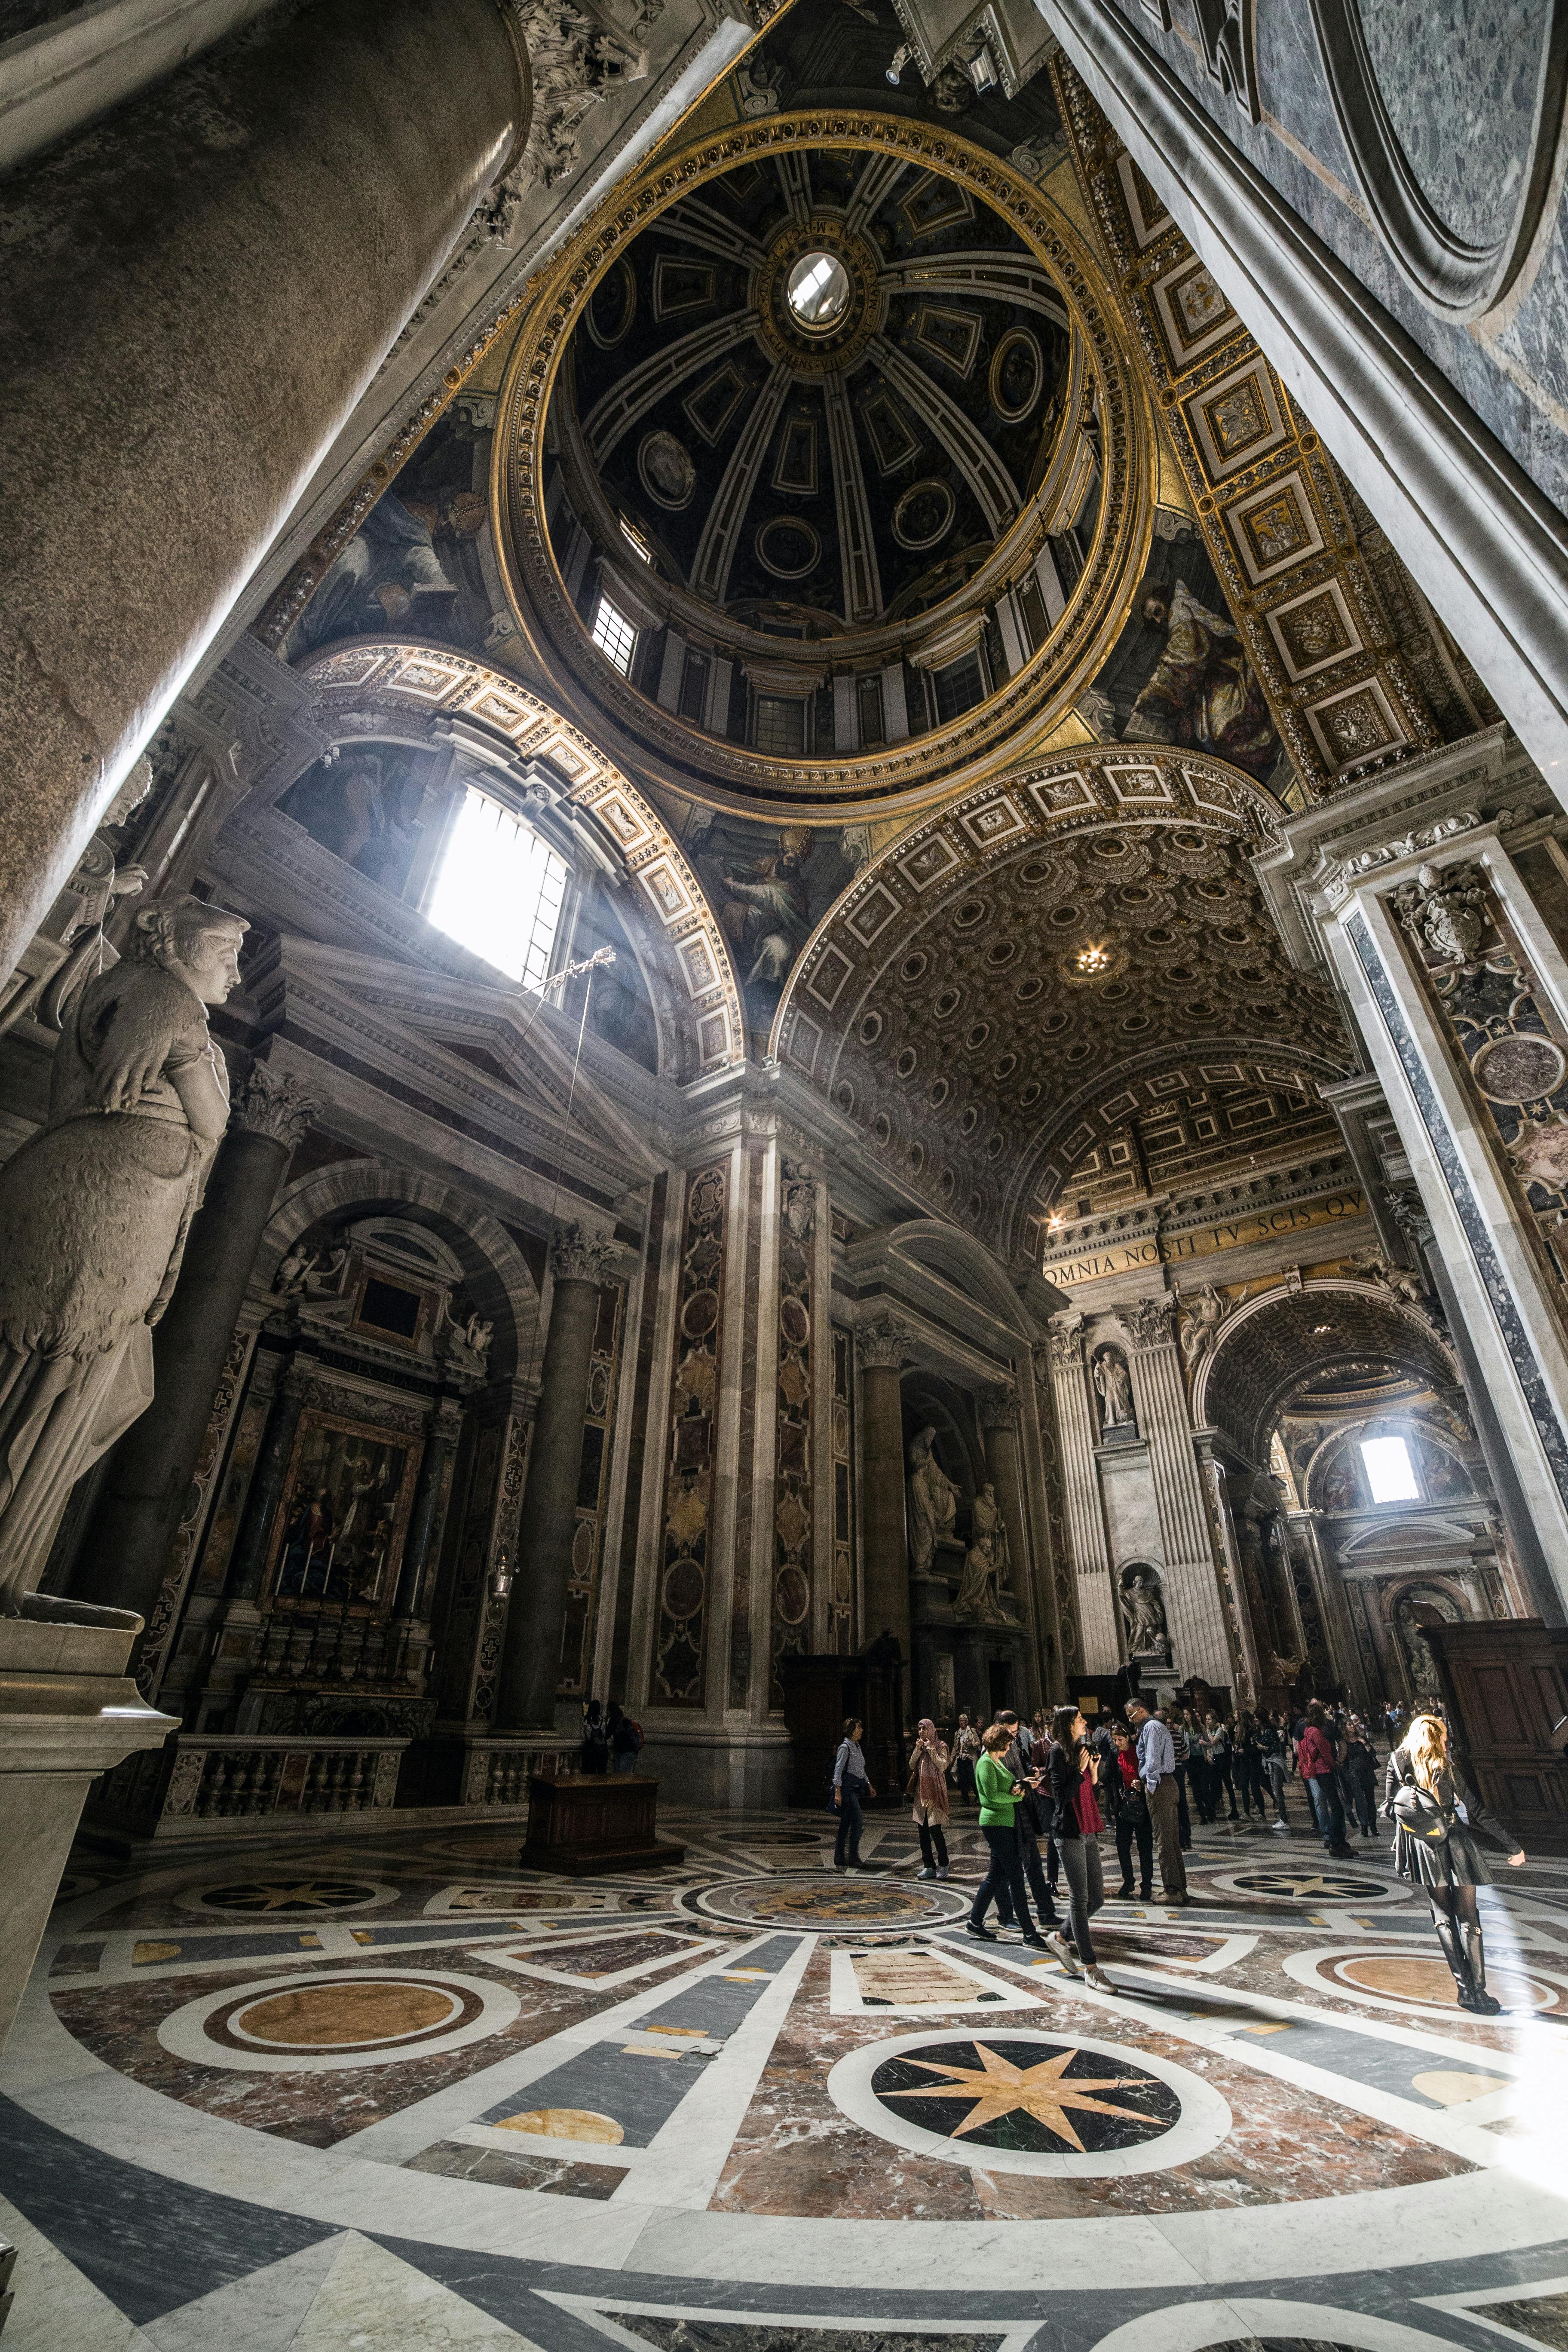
[907,1717,951,1878]
[1384,1711,1525,2013]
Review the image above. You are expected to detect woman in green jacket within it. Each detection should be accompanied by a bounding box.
[967,1721,1047,1946]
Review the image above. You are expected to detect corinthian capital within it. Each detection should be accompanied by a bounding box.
[550,1221,621,1286]
[857,1315,913,1370]
[1042,1315,1084,1370]
[980,1381,1022,1430]
[1118,1295,1176,1351]
[233,1060,318,1148]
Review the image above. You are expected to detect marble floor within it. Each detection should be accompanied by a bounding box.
[5,1796,1568,2351]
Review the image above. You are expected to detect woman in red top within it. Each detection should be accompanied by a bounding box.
[1297,1702,1355,1859]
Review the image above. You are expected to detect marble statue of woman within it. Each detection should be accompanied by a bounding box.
[0,895,246,1619]
[906,1424,958,1573]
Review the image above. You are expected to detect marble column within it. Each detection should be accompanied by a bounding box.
[392,1396,462,1687]
[1044,1314,1120,1671]
[1391,1195,1565,1627]
[72,1063,315,1628]
[221,1355,312,1608]
[1118,1296,1232,1688]
[857,1317,913,1659]
[980,1383,1040,1712]
[495,1226,618,1732]
[1192,1428,1261,1710]
[1321,815,1568,1606]
[0,0,530,987]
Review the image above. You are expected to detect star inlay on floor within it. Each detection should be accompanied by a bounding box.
[877,2037,1174,2150]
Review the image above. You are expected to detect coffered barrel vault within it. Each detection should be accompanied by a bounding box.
[772,744,1353,1261]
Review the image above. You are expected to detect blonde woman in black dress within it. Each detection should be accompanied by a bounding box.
[1384,1712,1525,2014]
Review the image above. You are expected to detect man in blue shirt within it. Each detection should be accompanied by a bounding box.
[1127,1697,1188,1903]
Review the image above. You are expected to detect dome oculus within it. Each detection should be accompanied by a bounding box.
[787,250,851,328]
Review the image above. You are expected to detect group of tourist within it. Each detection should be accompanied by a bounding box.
[830,1686,1526,2014]
[945,1695,1400,1860]
[578,1698,643,1774]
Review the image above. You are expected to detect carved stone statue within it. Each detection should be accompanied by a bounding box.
[906,1424,959,1573]
[1390,861,1489,966]
[955,1481,1011,1621]
[1093,1346,1135,1431]
[1178,1283,1228,1370]
[1120,1568,1170,1660]
[0,756,154,1040]
[0,896,246,1619]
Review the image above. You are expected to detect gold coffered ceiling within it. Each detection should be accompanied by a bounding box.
[772,744,1353,1256]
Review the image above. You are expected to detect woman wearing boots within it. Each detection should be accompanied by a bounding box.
[1384,1712,1525,2014]
[908,1717,951,1879]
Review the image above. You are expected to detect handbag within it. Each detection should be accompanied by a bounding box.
[1393,1778,1451,1843]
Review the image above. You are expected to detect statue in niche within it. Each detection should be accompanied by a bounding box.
[1120,1568,1170,1660]
[0,896,246,1620]
[1093,1346,1135,1432]
[955,1481,1011,1621]
[907,1424,959,1574]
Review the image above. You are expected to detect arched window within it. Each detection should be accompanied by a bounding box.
[426,786,568,987]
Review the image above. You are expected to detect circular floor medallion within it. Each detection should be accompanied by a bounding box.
[1285,1944,1568,2016]
[678,1872,968,1933]
[176,1877,398,1918]
[828,2027,1231,2176]
[158,1967,520,2072]
[1208,1867,1403,1906]
[230,1980,462,2049]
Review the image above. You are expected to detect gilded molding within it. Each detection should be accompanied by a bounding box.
[491,108,1157,818]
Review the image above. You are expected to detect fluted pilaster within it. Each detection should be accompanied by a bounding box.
[1044,1316,1119,1671]
[1118,1296,1230,1686]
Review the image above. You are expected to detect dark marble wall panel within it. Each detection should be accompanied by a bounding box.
[1109,0,1568,521]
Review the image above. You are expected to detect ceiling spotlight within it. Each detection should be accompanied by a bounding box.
[1313,1323,1332,1333]
[886,40,912,83]
[1076,943,1110,974]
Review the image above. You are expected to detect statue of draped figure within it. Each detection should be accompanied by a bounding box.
[0,896,245,1620]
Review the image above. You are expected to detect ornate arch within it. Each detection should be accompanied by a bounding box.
[771,744,1349,1254]
[1193,1275,1460,1462]
[259,1161,545,1381]
[276,640,746,1085]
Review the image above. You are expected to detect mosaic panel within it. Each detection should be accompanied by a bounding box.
[771,1162,814,1705]
[653,1164,728,1706]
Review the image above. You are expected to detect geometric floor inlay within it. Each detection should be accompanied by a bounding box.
[827,2026,1232,2175]
[1329,1950,1567,2013]
[9,1799,1567,2348]
[156,1966,521,2070]
[681,1872,969,1932]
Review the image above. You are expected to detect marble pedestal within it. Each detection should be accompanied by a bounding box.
[521,1773,685,1875]
[0,1617,175,2058]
